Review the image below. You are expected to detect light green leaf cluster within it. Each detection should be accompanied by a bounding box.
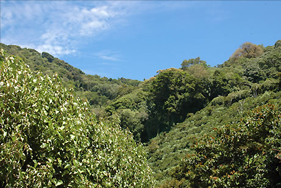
[0,50,154,187]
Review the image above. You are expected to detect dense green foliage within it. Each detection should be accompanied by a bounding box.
[147,90,281,185]
[1,39,281,187]
[0,50,154,187]
[106,68,211,142]
[145,40,281,186]
[172,104,281,187]
[106,41,280,143]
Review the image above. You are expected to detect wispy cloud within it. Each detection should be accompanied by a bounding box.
[94,50,122,62]
[100,56,120,61]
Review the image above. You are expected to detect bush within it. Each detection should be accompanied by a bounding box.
[0,50,154,187]
[224,89,251,105]
[210,96,225,106]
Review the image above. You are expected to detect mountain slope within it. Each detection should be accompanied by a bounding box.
[146,40,281,186]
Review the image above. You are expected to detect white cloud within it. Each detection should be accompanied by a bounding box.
[0,1,137,56]
[1,1,203,57]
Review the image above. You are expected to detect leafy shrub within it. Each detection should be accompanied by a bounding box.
[260,78,279,92]
[0,50,154,187]
[210,96,225,106]
[224,89,251,105]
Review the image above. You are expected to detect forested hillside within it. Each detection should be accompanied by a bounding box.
[146,40,281,187]
[0,43,140,117]
[1,40,281,187]
[104,40,281,186]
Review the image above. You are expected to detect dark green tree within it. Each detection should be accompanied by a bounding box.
[274,40,281,49]
[145,68,209,141]
[42,52,55,62]
[211,70,232,98]
[243,61,265,83]
[258,47,281,78]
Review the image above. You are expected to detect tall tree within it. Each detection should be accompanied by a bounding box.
[181,57,207,70]
[231,42,264,59]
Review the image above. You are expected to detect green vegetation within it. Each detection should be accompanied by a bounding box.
[0,50,153,187]
[1,40,281,187]
[172,104,281,187]
[146,40,281,186]
[0,43,140,117]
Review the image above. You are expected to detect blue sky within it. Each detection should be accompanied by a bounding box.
[1,1,281,80]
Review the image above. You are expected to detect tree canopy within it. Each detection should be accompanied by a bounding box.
[181,57,207,70]
[231,42,264,59]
